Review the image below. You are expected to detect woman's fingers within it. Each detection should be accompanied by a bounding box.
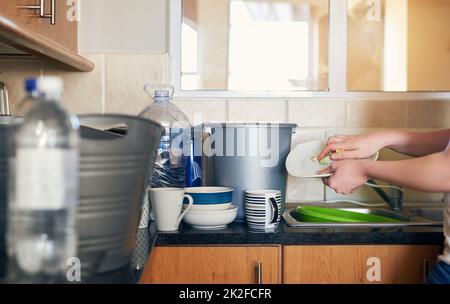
[327,134,348,145]
[331,149,360,160]
[318,136,347,160]
[318,142,349,160]
[317,162,337,175]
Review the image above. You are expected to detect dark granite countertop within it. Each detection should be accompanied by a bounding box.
[150,202,445,247]
[150,221,444,246]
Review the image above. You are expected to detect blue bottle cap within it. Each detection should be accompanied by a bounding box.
[25,78,37,93]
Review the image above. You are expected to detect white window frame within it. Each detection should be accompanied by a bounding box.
[169,0,450,100]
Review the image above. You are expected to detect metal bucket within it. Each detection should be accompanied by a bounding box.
[203,123,296,221]
[76,114,162,274]
[0,116,21,280]
[0,114,163,278]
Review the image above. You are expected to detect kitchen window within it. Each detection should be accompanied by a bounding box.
[175,0,329,94]
[170,0,450,98]
[348,0,450,92]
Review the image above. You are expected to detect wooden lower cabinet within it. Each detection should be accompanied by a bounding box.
[283,245,442,284]
[141,245,442,284]
[141,246,281,284]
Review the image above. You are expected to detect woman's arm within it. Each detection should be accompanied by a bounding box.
[319,129,450,160]
[321,150,450,194]
[363,151,450,192]
[383,129,450,157]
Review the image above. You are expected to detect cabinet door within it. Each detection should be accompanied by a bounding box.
[35,0,77,51]
[0,0,38,31]
[141,246,281,284]
[283,245,441,284]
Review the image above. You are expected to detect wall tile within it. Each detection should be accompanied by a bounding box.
[105,53,167,115]
[406,100,450,128]
[0,59,42,110]
[2,50,448,204]
[324,145,443,203]
[324,127,382,138]
[228,100,286,122]
[286,176,324,202]
[44,54,104,114]
[172,99,227,124]
[288,100,347,127]
[324,182,444,203]
[319,128,443,203]
[291,128,326,147]
[347,100,406,128]
[286,128,327,202]
[378,143,444,202]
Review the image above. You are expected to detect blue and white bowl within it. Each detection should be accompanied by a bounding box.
[184,187,233,204]
[183,187,233,211]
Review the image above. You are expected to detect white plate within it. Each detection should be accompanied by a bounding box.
[245,201,281,206]
[184,186,233,194]
[246,212,267,216]
[285,140,379,178]
[245,196,281,201]
[191,225,227,230]
[245,207,266,211]
[184,202,232,211]
[245,190,282,196]
[245,206,266,210]
[247,221,266,225]
[244,197,282,202]
[245,204,280,211]
[244,200,281,206]
[183,205,238,229]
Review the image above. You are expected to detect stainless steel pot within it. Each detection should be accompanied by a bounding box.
[203,123,296,221]
[0,114,163,278]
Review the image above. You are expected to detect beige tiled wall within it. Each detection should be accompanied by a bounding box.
[1,52,449,204]
[0,53,169,115]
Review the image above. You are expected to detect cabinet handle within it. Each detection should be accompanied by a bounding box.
[422,259,429,284]
[255,261,262,284]
[18,0,56,25]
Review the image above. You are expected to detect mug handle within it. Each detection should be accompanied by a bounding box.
[176,194,194,227]
[143,186,154,222]
[268,196,279,224]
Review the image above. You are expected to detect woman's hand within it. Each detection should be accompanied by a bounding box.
[319,160,369,195]
[318,132,387,161]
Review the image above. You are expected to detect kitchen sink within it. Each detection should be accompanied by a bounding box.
[408,208,444,222]
[283,205,443,228]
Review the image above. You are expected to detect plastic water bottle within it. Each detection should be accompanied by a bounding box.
[139,84,191,189]
[7,77,79,283]
[14,78,39,117]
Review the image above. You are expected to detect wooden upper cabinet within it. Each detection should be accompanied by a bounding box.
[36,0,77,52]
[0,0,38,31]
[141,246,281,284]
[283,245,442,284]
[0,0,92,71]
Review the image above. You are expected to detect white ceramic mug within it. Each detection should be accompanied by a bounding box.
[244,190,282,229]
[149,188,194,232]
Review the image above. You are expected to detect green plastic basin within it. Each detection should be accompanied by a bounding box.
[295,206,402,223]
